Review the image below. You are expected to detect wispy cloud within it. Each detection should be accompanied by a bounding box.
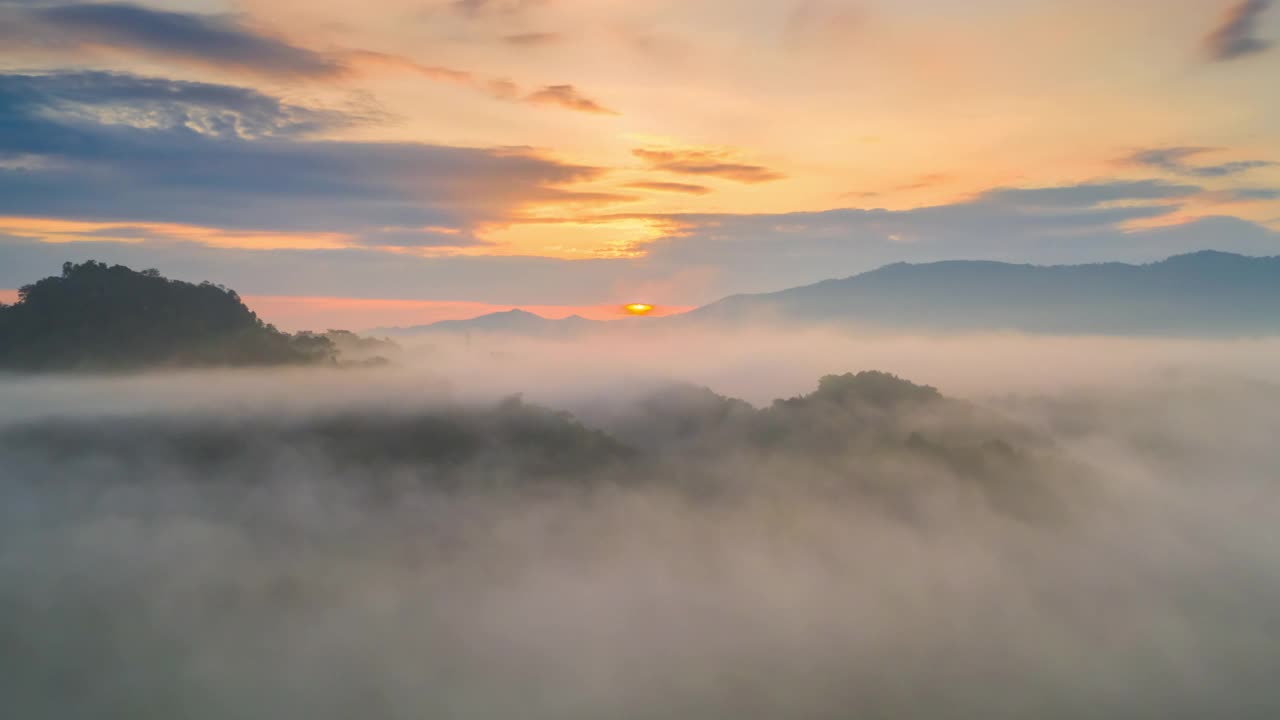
[7,1,342,78]
[624,181,712,196]
[525,85,618,115]
[1121,146,1276,177]
[0,2,617,115]
[450,0,546,18]
[976,179,1200,207]
[1204,0,1274,61]
[632,148,784,184]
[847,173,952,200]
[783,0,863,51]
[343,50,475,85]
[1205,187,1280,202]
[503,31,561,47]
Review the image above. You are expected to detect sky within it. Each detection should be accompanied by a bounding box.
[0,0,1277,329]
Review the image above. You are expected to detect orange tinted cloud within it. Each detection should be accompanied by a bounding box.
[632,148,784,184]
[474,215,679,258]
[525,85,619,115]
[0,217,351,250]
[349,51,618,115]
[342,50,475,85]
[503,31,562,46]
[624,181,713,195]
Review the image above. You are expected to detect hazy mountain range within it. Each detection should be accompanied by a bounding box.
[379,309,602,338]
[377,250,1280,337]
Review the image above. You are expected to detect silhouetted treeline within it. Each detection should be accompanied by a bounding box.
[0,261,336,371]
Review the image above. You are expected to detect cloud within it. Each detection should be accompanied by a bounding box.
[630,180,1277,296]
[347,52,617,115]
[1204,0,1274,61]
[1122,146,1276,177]
[0,70,350,138]
[3,179,1278,307]
[975,179,1200,207]
[632,148,785,184]
[0,71,605,243]
[8,2,343,78]
[3,212,1277,311]
[847,173,953,199]
[524,85,618,115]
[1207,188,1280,202]
[342,49,475,85]
[0,3,617,116]
[783,0,863,51]
[624,181,713,196]
[2,81,1274,311]
[357,226,485,248]
[503,31,561,46]
[450,0,546,17]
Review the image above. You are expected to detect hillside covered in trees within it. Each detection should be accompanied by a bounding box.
[0,261,336,371]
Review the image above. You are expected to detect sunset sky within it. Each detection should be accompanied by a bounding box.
[1,0,1277,328]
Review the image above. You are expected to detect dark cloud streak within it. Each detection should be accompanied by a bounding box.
[0,71,604,242]
[1204,0,1274,61]
[1,2,618,115]
[21,2,343,78]
[1122,146,1276,177]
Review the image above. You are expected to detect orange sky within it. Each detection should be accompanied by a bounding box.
[0,289,688,331]
[239,296,692,332]
[0,0,1277,326]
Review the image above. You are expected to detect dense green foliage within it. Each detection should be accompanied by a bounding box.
[0,261,335,371]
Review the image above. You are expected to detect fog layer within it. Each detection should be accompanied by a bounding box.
[2,329,1279,719]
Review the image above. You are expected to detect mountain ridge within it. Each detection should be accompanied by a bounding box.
[372,250,1280,337]
[678,249,1280,335]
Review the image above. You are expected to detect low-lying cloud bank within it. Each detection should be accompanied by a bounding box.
[2,329,1279,718]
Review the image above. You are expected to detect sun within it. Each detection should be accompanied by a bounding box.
[624,303,654,315]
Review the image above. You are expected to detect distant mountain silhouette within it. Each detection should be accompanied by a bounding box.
[679,250,1280,334]
[0,261,336,371]
[373,251,1280,337]
[376,309,607,337]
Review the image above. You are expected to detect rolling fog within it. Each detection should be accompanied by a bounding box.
[3,329,1280,719]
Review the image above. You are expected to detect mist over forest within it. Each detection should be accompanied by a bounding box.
[4,270,1280,717]
[4,0,1279,713]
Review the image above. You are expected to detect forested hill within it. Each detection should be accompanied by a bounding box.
[0,261,335,371]
[680,250,1280,335]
